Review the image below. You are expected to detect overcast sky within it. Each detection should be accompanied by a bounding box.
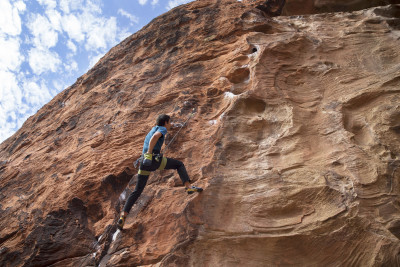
[0,0,192,143]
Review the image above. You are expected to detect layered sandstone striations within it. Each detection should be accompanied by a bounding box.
[1,0,400,266]
[282,0,399,15]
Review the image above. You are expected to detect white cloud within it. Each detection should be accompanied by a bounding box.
[61,13,85,42]
[166,0,192,10]
[0,70,23,142]
[59,0,102,14]
[118,28,132,42]
[28,48,61,75]
[46,9,62,32]
[84,16,118,51]
[67,40,77,53]
[151,0,159,5]
[0,125,17,143]
[0,76,57,140]
[15,1,26,12]
[0,0,23,36]
[84,0,102,14]
[60,0,84,14]
[28,14,59,49]
[139,0,148,5]
[88,52,105,69]
[64,59,78,73]
[0,36,24,71]
[118,9,139,24]
[52,79,67,93]
[37,0,57,9]
[60,1,119,51]
[0,71,22,109]
[22,79,53,107]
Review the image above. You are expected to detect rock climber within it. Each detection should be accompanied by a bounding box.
[117,114,203,230]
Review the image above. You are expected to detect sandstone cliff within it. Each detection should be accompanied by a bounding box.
[1,0,400,266]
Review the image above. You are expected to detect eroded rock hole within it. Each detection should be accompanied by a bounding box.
[373,5,400,19]
[227,67,250,84]
[388,220,400,240]
[229,97,267,116]
[391,125,400,134]
[251,24,275,34]
[386,19,400,30]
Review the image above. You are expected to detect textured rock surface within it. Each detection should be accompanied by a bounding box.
[283,0,399,15]
[1,0,400,266]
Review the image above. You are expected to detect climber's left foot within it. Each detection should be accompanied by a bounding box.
[117,214,126,230]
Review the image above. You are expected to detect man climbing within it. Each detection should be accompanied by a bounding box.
[117,114,203,230]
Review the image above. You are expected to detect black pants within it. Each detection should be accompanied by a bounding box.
[123,157,190,213]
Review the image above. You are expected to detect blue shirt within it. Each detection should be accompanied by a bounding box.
[142,126,168,154]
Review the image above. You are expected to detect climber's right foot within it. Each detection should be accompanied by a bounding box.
[186,186,203,195]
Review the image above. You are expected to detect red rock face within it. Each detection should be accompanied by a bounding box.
[1,1,400,266]
[283,0,399,15]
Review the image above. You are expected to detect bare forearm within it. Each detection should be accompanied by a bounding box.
[147,132,162,153]
[147,137,157,153]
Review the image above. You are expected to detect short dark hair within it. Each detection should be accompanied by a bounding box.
[156,114,170,126]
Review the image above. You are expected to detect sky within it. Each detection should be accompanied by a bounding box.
[0,0,193,144]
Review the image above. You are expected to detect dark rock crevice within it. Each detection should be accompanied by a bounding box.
[1,198,96,267]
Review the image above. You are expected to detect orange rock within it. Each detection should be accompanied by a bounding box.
[1,1,400,266]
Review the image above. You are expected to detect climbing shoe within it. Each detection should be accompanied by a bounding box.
[117,215,126,230]
[186,186,203,195]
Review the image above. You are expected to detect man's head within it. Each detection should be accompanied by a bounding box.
[156,114,171,129]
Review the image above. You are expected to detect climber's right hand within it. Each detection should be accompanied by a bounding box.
[143,153,152,166]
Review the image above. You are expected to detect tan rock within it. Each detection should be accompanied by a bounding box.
[1,1,400,266]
